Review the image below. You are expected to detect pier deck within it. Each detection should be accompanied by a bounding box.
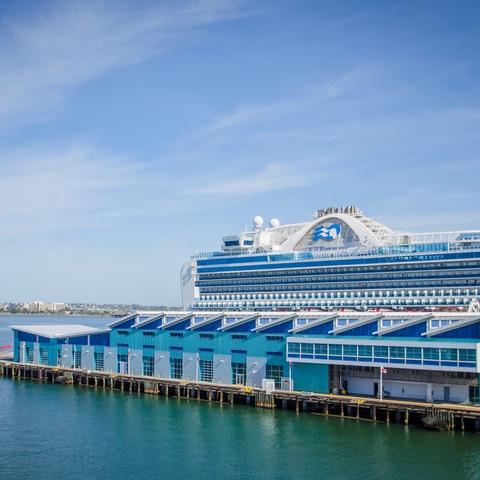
[2,360,480,432]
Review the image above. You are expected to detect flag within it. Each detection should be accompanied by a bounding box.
[381,367,387,374]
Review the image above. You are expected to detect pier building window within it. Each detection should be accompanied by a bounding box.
[73,350,82,369]
[117,354,128,374]
[406,347,421,360]
[315,344,327,356]
[117,330,129,336]
[423,348,439,360]
[57,349,62,366]
[440,349,457,362]
[170,358,183,379]
[26,347,33,364]
[343,345,357,357]
[200,360,213,382]
[459,349,476,363]
[301,343,314,355]
[199,333,214,339]
[288,343,300,354]
[389,347,405,360]
[170,332,184,338]
[266,365,284,389]
[231,334,247,340]
[143,356,154,376]
[232,362,246,385]
[373,346,388,359]
[94,352,104,371]
[266,336,284,341]
[39,348,49,365]
[143,331,155,337]
[329,344,342,356]
[358,345,372,357]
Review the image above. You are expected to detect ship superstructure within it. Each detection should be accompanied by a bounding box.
[181,206,480,311]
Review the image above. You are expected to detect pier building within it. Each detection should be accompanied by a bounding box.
[12,309,480,404]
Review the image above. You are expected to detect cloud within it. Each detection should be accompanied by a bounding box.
[195,69,366,137]
[0,144,141,230]
[0,0,250,125]
[189,161,321,196]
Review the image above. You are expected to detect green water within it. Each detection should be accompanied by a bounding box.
[0,378,479,480]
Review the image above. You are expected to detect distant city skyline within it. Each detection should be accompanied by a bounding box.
[0,0,479,305]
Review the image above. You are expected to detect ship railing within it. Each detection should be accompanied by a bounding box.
[193,242,480,261]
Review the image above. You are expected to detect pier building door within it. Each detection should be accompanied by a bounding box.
[235,374,245,385]
[444,386,450,402]
[373,382,379,397]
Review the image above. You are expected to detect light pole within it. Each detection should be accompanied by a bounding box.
[380,366,387,401]
[196,353,200,382]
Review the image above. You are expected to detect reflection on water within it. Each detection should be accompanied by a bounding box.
[0,377,479,480]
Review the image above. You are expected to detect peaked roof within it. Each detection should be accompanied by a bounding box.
[422,315,480,337]
[254,314,297,332]
[160,312,194,329]
[220,314,259,331]
[374,314,432,336]
[289,313,338,333]
[187,314,224,330]
[107,313,137,328]
[12,324,107,339]
[134,313,166,329]
[329,314,383,335]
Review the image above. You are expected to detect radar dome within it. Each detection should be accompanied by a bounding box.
[269,218,280,228]
[253,216,264,229]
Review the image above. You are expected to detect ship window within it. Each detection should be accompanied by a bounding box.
[224,240,240,247]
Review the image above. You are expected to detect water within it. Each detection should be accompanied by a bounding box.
[1,316,480,479]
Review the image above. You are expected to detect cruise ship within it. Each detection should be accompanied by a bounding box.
[181,206,480,312]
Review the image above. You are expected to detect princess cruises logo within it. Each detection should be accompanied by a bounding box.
[311,223,341,241]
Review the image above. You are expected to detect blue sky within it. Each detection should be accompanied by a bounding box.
[0,0,479,305]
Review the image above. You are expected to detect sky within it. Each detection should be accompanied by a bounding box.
[0,0,479,306]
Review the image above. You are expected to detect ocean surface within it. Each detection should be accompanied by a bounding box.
[1,315,479,480]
